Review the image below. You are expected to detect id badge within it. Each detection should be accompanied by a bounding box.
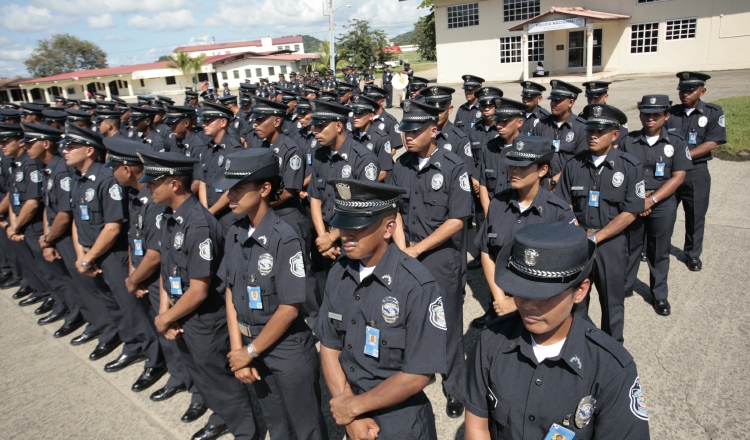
[688,132,697,145]
[215,187,223,193]
[169,276,183,296]
[12,193,20,206]
[364,326,380,358]
[552,139,561,152]
[80,205,90,220]
[133,239,144,256]
[655,163,665,177]
[543,423,576,440]
[588,191,600,207]
[307,153,312,165]
[247,285,262,310]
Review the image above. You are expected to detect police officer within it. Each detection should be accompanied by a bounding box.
[620,95,692,316]
[196,101,245,233]
[138,151,258,440]
[531,80,587,186]
[363,67,375,87]
[558,104,644,343]
[222,82,232,97]
[62,124,158,369]
[66,109,94,129]
[581,81,628,145]
[465,222,651,440]
[307,100,380,262]
[665,71,726,272]
[472,135,575,328]
[128,104,166,152]
[363,85,403,154]
[164,105,209,160]
[403,61,414,83]
[388,99,472,418]
[337,82,354,107]
[349,94,393,182]
[213,148,328,439]
[21,103,45,124]
[42,109,67,131]
[288,96,316,179]
[420,85,474,177]
[52,95,67,107]
[519,80,550,135]
[454,75,484,130]
[317,179,447,439]
[95,109,125,138]
[407,76,429,101]
[0,123,21,290]
[381,64,394,108]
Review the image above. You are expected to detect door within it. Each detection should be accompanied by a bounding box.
[568,30,584,68]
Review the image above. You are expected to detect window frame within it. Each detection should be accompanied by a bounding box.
[165,76,176,85]
[665,17,697,41]
[447,2,479,29]
[499,35,522,64]
[630,22,659,54]
[503,0,541,23]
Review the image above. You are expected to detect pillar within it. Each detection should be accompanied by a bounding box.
[522,31,529,81]
[586,23,594,81]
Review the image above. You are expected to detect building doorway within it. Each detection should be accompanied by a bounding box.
[567,29,602,69]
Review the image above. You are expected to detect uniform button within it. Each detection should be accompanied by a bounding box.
[347,344,352,349]
[241,296,245,301]
[350,367,355,372]
[412,221,415,224]
[589,329,596,335]
[535,379,542,386]
[242,276,245,280]
[529,415,535,421]
[517,219,521,224]
[418,175,421,179]
[414,191,418,194]
[351,319,356,324]
[355,295,360,300]
[243,255,248,260]
[166,246,170,250]
[382,340,387,345]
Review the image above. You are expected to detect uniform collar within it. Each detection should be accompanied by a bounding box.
[133,185,152,205]
[557,112,578,128]
[79,160,104,181]
[353,127,372,142]
[636,127,669,145]
[587,147,619,169]
[328,135,355,162]
[405,146,445,171]
[45,153,63,173]
[243,209,279,249]
[164,194,199,225]
[209,132,232,150]
[505,188,548,215]
[343,242,401,290]
[677,100,706,115]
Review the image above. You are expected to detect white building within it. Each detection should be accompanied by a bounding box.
[434,0,750,83]
[175,36,305,58]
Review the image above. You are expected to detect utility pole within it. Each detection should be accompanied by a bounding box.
[329,0,335,72]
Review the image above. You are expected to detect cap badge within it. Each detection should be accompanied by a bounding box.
[524,249,539,267]
[682,72,690,79]
[251,98,257,106]
[431,87,438,94]
[525,82,531,88]
[352,95,359,103]
[593,106,602,117]
[575,396,597,429]
[382,296,399,324]
[403,101,411,112]
[310,102,316,111]
[551,80,557,88]
[336,183,351,200]
[225,159,231,170]
[516,141,524,151]
[649,97,656,105]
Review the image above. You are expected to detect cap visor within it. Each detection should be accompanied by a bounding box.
[501,157,534,168]
[308,118,334,127]
[20,136,39,143]
[397,121,430,132]
[212,174,243,192]
[638,106,668,114]
[584,122,618,131]
[677,84,701,91]
[547,94,573,100]
[330,212,382,230]
[585,92,605,98]
[104,159,119,168]
[137,174,165,183]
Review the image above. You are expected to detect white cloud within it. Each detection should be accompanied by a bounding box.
[0,47,33,61]
[31,0,190,14]
[205,0,326,29]
[0,4,55,32]
[87,13,116,29]
[128,10,197,31]
[102,35,130,42]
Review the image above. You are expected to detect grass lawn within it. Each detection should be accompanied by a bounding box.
[712,96,750,160]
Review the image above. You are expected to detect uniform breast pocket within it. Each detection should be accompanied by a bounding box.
[484,169,497,192]
[601,184,627,216]
[257,278,279,317]
[171,250,190,282]
[426,192,449,222]
[570,186,589,212]
[84,199,102,221]
[315,178,326,192]
[378,327,406,370]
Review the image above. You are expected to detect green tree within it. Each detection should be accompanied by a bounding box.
[165,50,206,88]
[336,19,390,68]
[314,41,347,72]
[413,0,436,61]
[24,34,108,78]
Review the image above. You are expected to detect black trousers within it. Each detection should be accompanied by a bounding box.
[348,391,437,440]
[625,196,678,301]
[384,84,393,108]
[26,233,75,316]
[12,234,47,294]
[583,233,627,343]
[675,164,710,259]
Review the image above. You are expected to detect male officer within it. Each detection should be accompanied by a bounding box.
[558,104,644,343]
[21,103,45,124]
[519,80,550,135]
[95,109,124,138]
[665,71,726,271]
[128,105,166,152]
[454,75,484,130]
[196,102,245,233]
[337,82,355,107]
[403,61,414,83]
[140,150,259,440]
[164,105,208,159]
[363,85,403,153]
[67,109,94,129]
[52,96,67,107]
[388,99,472,418]
[407,76,429,101]
[103,137,170,393]
[0,124,22,290]
[464,222,651,440]
[308,100,379,262]
[349,95,392,182]
[620,95,692,316]
[381,64,394,108]
[288,97,316,182]
[362,67,375,87]
[317,179,447,440]
[580,81,628,145]
[222,83,232,97]
[42,109,67,131]
[420,86,474,177]
[62,124,158,369]
[532,80,587,186]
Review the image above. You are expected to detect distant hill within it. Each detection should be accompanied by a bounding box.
[301,35,324,53]
[392,31,414,46]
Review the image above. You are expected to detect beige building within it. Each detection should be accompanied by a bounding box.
[434,0,750,83]
[174,36,306,58]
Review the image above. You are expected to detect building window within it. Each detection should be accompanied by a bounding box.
[256,68,262,77]
[637,0,669,3]
[140,79,145,87]
[503,0,540,22]
[285,45,290,50]
[198,73,208,82]
[245,69,252,78]
[233,70,239,79]
[499,36,522,63]
[281,65,287,74]
[630,22,659,53]
[294,44,300,51]
[447,3,479,29]
[528,34,544,62]
[665,18,696,40]
[268,67,275,76]
[278,46,283,50]
[221,71,228,80]
[165,76,176,85]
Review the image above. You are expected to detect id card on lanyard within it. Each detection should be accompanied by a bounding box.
[12,193,20,206]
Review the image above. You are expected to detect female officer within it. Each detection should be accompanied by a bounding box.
[216,148,328,440]
[465,222,651,440]
[620,95,692,316]
[473,135,575,327]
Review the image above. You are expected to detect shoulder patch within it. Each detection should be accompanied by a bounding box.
[629,377,649,421]
[289,251,305,277]
[199,238,213,261]
[429,297,447,330]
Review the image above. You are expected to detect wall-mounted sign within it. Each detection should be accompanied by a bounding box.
[528,17,586,33]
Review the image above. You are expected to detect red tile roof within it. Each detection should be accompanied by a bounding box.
[174,36,304,53]
[18,61,174,84]
[508,7,630,31]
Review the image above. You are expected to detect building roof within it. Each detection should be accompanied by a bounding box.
[0,77,28,88]
[18,61,175,84]
[174,36,304,53]
[508,7,630,31]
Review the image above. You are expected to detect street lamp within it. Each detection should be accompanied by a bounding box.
[324,1,351,73]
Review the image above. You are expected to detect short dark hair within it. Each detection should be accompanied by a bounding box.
[168,174,193,192]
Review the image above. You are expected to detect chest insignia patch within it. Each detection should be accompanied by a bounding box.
[174,231,184,249]
[85,188,95,202]
[475,111,481,119]
[431,173,444,190]
[60,177,71,192]
[663,145,674,157]
[217,155,224,167]
[341,164,352,178]
[575,395,597,428]
[258,253,273,276]
[565,131,575,143]
[698,116,708,128]
[15,171,22,182]
[382,296,399,324]
[612,172,624,188]
[47,179,53,191]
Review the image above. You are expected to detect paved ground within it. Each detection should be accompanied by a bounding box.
[1,70,749,439]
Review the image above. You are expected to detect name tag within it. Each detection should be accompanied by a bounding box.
[247,285,262,310]
[328,312,343,321]
[552,139,561,152]
[655,163,665,177]
[133,239,144,256]
[588,191,600,207]
[544,423,576,440]
[12,193,20,206]
[307,153,312,165]
[688,132,697,144]
[571,186,585,191]
[364,326,380,358]
[80,205,90,220]
[169,277,183,296]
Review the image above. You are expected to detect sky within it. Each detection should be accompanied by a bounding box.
[0,0,429,78]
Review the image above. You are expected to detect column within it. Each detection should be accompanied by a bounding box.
[586,23,594,81]
[522,31,529,81]
[43,87,51,103]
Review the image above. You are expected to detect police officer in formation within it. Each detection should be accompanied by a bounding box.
[349,94,392,181]
[381,64,394,108]
[454,75,484,130]
[362,85,403,153]
[519,80,550,135]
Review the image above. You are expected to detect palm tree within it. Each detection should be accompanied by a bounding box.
[315,41,346,73]
[165,50,206,88]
